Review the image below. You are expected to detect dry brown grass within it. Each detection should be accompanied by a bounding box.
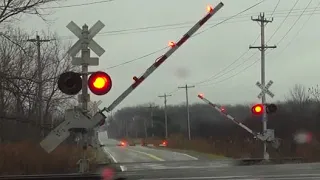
[0,141,97,175]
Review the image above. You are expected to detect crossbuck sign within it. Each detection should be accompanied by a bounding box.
[256,80,274,99]
[67,20,105,65]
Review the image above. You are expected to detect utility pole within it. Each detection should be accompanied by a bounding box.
[158,93,172,139]
[148,104,156,137]
[27,35,51,138]
[249,13,276,160]
[178,84,195,140]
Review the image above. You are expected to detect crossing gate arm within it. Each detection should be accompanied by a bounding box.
[102,2,224,113]
[197,94,259,137]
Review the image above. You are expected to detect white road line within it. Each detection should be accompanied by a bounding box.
[176,152,198,160]
[103,147,118,162]
[98,132,126,171]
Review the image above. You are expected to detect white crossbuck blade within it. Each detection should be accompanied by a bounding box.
[40,108,105,153]
[256,80,275,99]
[67,20,105,57]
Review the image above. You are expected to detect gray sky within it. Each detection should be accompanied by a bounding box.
[17,0,320,111]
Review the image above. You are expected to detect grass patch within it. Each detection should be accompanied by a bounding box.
[0,141,101,175]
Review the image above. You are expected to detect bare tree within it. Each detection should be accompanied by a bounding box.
[0,27,76,142]
[288,84,310,104]
[284,84,311,117]
[0,0,56,25]
[308,85,320,103]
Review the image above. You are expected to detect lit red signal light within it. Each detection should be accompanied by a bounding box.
[198,93,204,99]
[88,71,112,95]
[251,104,263,115]
[162,141,167,146]
[168,41,176,48]
[206,5,213,12]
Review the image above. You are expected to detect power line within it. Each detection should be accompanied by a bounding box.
[99,0,266,72]
[104,47,168,70]
[191,0,281,86]
[168,11,268,91]
[200,59,259,87]
[275,0,313,45]
[180,1,316,89]
[199,0,314,88]
[191,0,310,86]
[199,51,272,87]
[192,46,255,86]
[41,0,118,9]
[267,0,300,43]
[273,0,320,58]
[271,0,281,15]
[59,7,320,39]
[198,1,313,88]
[189,0,267,38]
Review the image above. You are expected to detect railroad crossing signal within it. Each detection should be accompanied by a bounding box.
[57,71,112,96]
[256,80,274,99]
[67,20,105,59]
[251,103,277,115]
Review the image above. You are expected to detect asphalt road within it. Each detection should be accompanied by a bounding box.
[98,132,320,179]
[97,131,232,172]
[114,162,320,180]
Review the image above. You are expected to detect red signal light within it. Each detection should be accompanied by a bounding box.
[88,71,112,95]
[207,5,213,12]
[162,141,167,145]
[168,41,176,48]
[198,93,204,99]
[251,104,263,115]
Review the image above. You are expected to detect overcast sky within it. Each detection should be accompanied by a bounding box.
[17,0,320,111]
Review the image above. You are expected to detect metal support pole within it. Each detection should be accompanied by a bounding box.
[80,24,90,173]
[178,84,195,140]
[250,13,276,160]
[27,35,51,138]
[148,104,155,137]
[158,93,172,139]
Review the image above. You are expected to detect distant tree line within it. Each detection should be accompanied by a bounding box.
[107,84,320,159]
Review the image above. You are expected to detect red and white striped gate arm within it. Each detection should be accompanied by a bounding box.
[197,94,256,136]
[103,2,224,112]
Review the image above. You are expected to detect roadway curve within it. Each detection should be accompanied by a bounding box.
[97,131,231,171]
